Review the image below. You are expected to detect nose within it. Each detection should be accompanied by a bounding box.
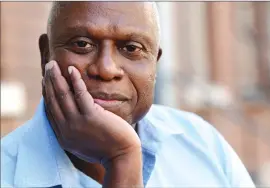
[87,41,124,81]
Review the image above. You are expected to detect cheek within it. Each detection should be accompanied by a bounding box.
[138,75,155,106]
[126,62,156,123]
[131,63,156,98]
[50,49,90,80]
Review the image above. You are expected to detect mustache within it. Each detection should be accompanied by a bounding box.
[89,91,130,101]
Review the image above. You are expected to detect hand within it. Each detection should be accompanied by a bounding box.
[43,60,141,165]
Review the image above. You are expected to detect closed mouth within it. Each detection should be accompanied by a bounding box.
[89,91,129,108]
[90,92,129,101]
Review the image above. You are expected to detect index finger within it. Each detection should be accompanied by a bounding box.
[48,61,80,119]
[68,66,96,115]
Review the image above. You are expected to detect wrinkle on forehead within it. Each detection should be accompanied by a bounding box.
[47,2,160,45]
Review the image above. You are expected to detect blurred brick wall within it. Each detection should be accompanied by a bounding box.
[1,2,51,136]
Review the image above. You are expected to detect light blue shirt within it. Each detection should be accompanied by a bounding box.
[1,98,255,188]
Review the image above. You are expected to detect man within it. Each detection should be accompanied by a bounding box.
[1,2,255,188]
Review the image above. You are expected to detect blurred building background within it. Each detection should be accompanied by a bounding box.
[1,2,270,187]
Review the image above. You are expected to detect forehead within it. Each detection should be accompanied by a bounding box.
[50,2,158,42]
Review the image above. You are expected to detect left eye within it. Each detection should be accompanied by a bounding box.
[122,45,142,52]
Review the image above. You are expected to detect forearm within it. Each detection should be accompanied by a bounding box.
[103,148,143,188]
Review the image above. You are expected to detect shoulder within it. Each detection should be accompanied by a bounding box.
[146,104,225,160]
[147,104,217,139]
[147,104,208,127]
[147,104,231,162]
[147,104,255,187]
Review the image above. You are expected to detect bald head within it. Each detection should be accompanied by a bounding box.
[47,2,161,45]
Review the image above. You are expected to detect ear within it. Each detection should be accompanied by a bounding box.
[39,34,49,77]
[157,47,162,62]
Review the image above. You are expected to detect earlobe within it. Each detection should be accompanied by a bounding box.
[39,34,49,76]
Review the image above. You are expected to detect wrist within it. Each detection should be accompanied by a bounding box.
[104,146,142,169]
[103,147,143,188]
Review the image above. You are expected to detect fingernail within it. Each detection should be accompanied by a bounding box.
[68,66,73,74]
[45,61,55,71]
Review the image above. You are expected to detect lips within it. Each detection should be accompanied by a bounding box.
[90,91,129,108]
[90,92,129,101]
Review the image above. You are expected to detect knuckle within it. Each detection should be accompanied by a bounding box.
[49,70,57,80]
[74,89,87,100]
[56,91,69,101]
[46,95,55,107]
[44,75,50,85]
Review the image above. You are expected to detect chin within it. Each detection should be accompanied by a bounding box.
[102,105,134,124]
[130,102,153,126]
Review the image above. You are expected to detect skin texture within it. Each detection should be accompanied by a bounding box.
[39,2,162,187]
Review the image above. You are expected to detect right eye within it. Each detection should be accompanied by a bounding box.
[74,41,92,48]
[69,38,96,54]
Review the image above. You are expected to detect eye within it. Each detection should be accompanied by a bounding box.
[121,42,143,53]
[73,40,92,48]
[68,37,96,54]
[123,45,141,52]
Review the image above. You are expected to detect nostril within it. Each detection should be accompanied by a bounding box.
[87,74,103,81]
[115,76,122,81]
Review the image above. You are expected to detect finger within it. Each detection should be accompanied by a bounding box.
[45,104,66,148]
[68,66,94,114]
[48,61,79,118]
[43,66,65,128]
[44,100,61,138]
[43,76,66,147]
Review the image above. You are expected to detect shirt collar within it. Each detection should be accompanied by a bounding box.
[14,98,184,187]
[14,98,62,187]
[138,105,184,153]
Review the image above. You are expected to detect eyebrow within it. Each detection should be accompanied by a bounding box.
[53,23,155,48]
